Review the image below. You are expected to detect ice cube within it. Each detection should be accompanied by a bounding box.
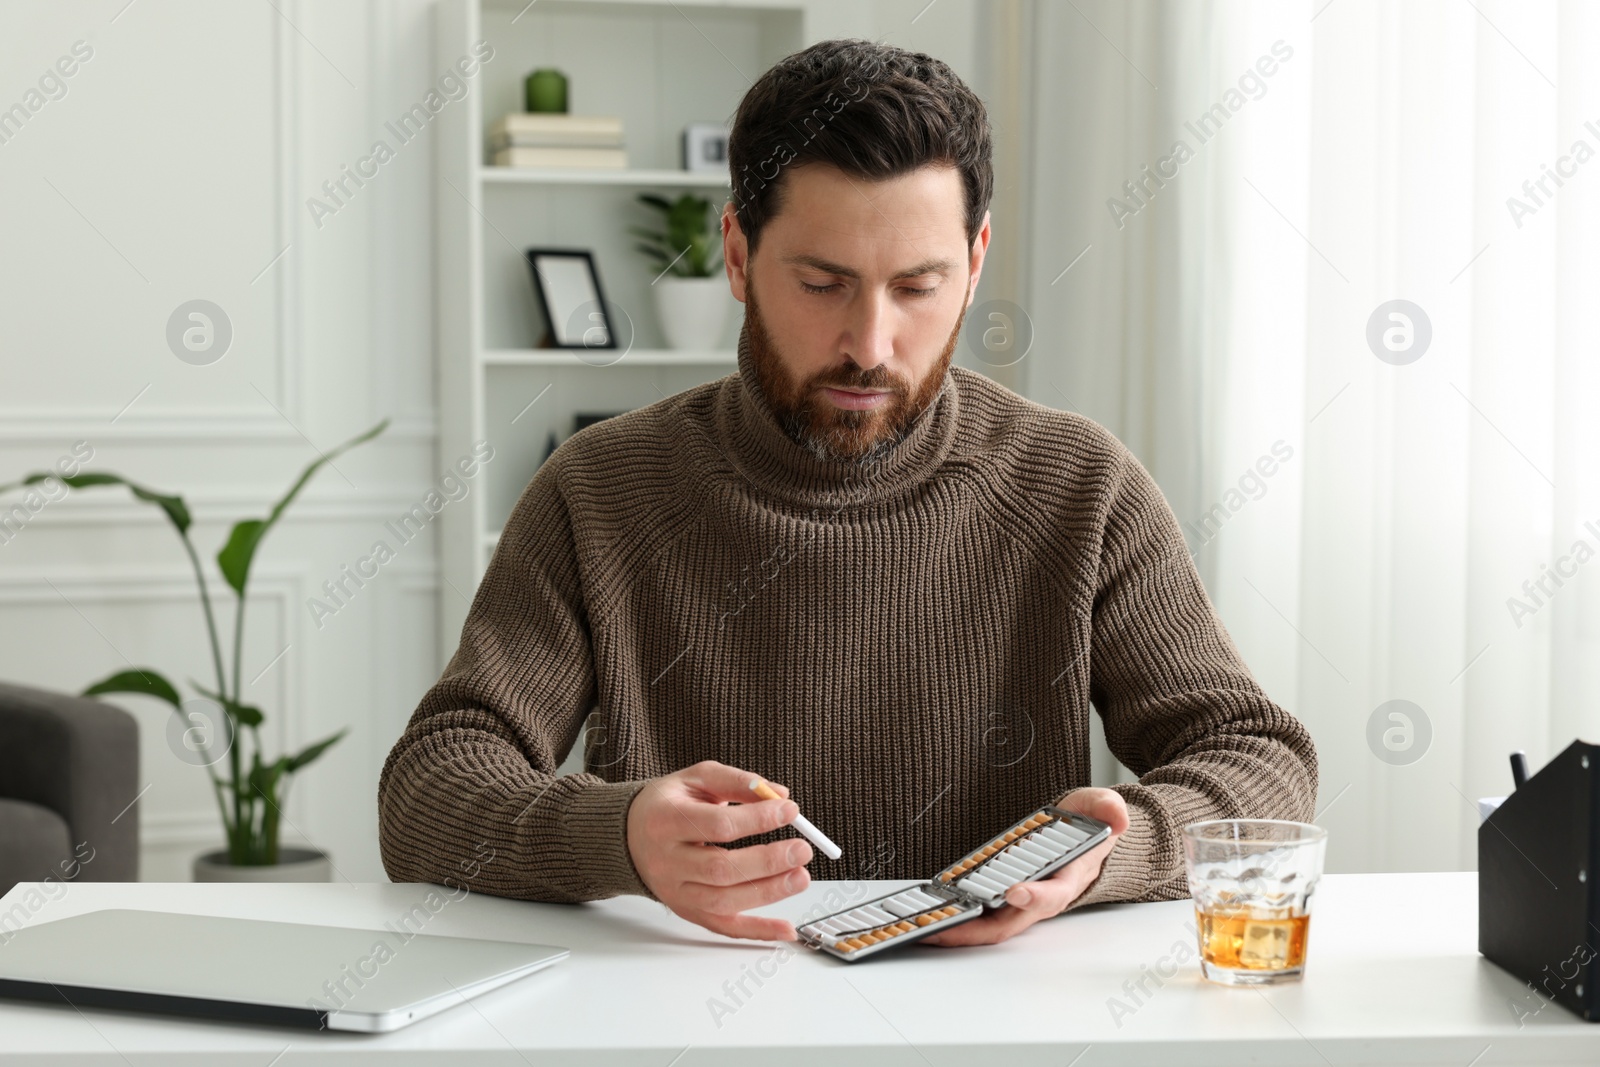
[1240,920,1291,967]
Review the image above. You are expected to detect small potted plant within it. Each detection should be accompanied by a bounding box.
[0,420,387,882]
[631,191,733,351]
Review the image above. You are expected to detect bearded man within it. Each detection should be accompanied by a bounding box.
[378,38,1318,949]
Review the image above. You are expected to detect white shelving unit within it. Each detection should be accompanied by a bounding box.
[433,0,850,661]
[481,348,738,366]
[479,167,734,187]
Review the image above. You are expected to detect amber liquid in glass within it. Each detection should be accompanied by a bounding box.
[1195,907,1311,970]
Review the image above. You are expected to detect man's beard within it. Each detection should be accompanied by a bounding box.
[743,274,966,465]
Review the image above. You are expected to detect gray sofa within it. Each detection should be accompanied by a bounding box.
[0,681,139,897]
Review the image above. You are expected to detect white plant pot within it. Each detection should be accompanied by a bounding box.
[653,275,732,351]
[192,846,332,882]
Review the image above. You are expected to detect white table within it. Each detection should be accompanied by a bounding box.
[0,872,1594,1065]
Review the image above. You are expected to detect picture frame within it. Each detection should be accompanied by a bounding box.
[682,123,730,173]
[524,248,616,349]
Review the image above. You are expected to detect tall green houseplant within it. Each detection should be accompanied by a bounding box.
[631,192,724,277]
[0,419,387,865]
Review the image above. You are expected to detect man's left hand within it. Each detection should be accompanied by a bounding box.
[919,787,1129,947]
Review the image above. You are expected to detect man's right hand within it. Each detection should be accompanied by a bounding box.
[626,760,814,941]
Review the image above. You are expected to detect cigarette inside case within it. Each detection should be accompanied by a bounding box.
[796,805,1111,962]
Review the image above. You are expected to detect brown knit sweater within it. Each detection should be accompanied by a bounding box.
[377,334,1319,911]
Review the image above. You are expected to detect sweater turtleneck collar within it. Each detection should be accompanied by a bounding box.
[711,326,961,512]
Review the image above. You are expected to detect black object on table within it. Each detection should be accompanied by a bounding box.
[1479,739,1600,1022]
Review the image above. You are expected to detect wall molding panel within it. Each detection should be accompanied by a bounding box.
[0,414,436,444]
[0,0,446,884]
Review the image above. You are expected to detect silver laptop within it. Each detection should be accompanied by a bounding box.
[0,908,567,1033]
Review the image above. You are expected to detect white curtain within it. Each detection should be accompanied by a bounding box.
[1010,0,1600,873]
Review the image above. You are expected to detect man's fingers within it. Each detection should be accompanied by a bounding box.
[670,793,798,844]
[685,838,813,888]
[682,760,789,804]
[677,796,798,844]
[688,908,798,942]
[662,761,799,843]
[1003,858,1093,915]
[922,835,1116,947]
[633,764,809,948]
[1058,787,1130,835]
[678,863,811,916]
[921,903,1038,946]
[922,872,1076,946]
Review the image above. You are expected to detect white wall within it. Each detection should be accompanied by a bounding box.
[0,0,443,882]
[0,0,991,882]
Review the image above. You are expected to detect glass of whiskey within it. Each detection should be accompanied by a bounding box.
[1182,819,1327,986]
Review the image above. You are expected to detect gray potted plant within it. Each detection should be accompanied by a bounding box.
[0,419,387,881]
[631,191,732,351]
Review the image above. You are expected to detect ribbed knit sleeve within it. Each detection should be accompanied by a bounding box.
[1065,445,1319,911]
[376,455,654,903]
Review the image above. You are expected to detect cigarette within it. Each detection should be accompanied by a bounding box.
[749,778,842,860]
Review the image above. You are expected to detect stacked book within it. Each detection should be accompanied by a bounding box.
[488,114,626,169]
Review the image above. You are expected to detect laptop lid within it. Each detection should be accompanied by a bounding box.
[0,908,567,1033]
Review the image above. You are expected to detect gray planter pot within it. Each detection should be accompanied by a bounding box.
[192,846,332,882]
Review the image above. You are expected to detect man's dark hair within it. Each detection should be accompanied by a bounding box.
[727,38,993,255]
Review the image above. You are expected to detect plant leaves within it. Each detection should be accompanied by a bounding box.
[230,702,264,728]
[286,728,347,773]
[83,668,183,709]
[628,227,672,249]
[214,519,266,596]
[190,681,264,726]
[0,472,191,534]
[632,194,722,278]
[248,753,290,809]
[216,419,388,595]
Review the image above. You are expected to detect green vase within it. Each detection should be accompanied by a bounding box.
[525,69,568,113]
